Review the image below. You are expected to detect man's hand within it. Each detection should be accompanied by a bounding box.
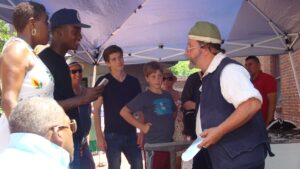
[197,98,261,149]
[198,127,225,149]
[80,86,104,104]
[96,136,107,152]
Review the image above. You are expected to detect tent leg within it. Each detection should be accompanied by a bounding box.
[288,51,300,98]
[92,65,97,86]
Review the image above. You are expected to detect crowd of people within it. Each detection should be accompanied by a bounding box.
[0,1,276,169]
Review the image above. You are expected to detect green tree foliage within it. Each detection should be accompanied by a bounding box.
[0,19,11,52]
[170,60,200,76]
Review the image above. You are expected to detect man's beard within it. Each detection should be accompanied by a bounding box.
[189,58,197,66]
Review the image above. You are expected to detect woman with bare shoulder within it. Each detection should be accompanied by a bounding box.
[0,1,53,149]
[0,1,53,116]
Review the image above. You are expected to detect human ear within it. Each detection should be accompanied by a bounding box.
[28,17,36,31]
[49,130,63,146]
[29,17,35,25]
[144,76,149,82]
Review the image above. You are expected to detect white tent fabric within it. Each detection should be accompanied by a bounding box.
[100,0,242,64]
[1,0,299,64]
[0,0,300,96]
[0,0,145,63]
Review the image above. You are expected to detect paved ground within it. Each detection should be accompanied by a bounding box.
[93,151,193,169]
[91,117,193,169]
[93,152,130,169]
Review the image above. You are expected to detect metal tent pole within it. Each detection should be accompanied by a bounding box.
[92,64,97,86]
[80,44,96,64]
[288,51,300,99]
[247,0,300,99]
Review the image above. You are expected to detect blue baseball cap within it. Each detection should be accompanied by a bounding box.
[50,8,91,28]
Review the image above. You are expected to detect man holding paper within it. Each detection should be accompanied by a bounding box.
[184,21,272,169]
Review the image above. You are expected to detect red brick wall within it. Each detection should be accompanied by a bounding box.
[279,49,300,125]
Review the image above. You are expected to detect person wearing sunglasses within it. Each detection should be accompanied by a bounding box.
[68,61,96,169]
[0,97,75,169]
[161,69,185,169]
[161,70,182,138]
[161,70,181,106]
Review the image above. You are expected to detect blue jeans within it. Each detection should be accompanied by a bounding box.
[105,132,143,169]
[70,138,95,169]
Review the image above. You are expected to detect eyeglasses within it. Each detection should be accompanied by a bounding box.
[50,119,77,133]
[163,76,174,81]
[70,69,82,74]
[186,44,206,52]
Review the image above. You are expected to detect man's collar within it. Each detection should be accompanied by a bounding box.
[203,52,226,78]
[252,70,263,81]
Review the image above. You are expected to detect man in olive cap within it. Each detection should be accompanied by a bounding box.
[185,21,272,169]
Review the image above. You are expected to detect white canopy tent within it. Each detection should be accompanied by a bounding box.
[0,0,300,96]
[1,1,300,168]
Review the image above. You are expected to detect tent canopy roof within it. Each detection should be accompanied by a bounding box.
[0,0,300,65]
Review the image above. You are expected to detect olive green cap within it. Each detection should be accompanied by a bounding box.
[188,21,222,44]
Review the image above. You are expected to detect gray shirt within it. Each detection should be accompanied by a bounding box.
[127,90,176,144]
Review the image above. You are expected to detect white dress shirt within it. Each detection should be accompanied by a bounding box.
[195,53,262,135]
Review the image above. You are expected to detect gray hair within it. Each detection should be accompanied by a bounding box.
[9,97,68,137]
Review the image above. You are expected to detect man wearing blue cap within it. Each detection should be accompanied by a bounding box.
[39,8,102,169]
[185,21,273,169]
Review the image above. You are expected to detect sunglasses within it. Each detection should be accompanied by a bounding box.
[163,76,174,81]
[70,69,82,74]
[50,119,77,133]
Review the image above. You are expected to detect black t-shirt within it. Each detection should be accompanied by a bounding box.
[95,73,141,134]
[39,47,80,137]
[181,72,202,108]
[181,72,202,139]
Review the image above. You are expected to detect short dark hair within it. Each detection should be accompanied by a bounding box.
[143,61,163,77]
[102,45,123,62]
[13,1,46,32]
[246,55,260,63]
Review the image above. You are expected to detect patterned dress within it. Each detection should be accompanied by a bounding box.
[4,38,55,101]
[0,37,54,150]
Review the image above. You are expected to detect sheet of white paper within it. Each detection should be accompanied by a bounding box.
[181,137,203,161]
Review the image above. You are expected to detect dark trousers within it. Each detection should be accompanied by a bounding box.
[192,149,212,169]
[70,138,95,169]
